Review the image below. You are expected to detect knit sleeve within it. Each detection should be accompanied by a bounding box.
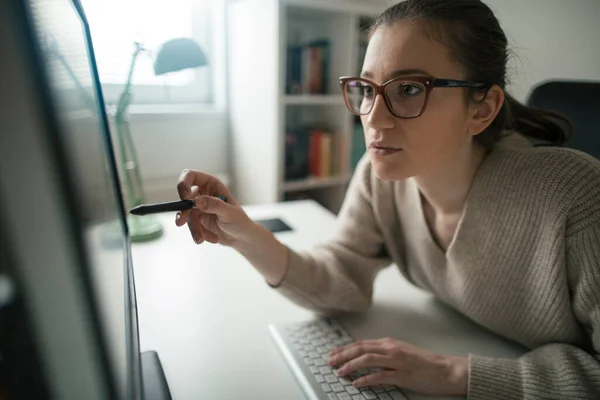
[467,219,600,399]
[272,155,392,314]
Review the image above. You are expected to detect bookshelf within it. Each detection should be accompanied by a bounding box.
[227,0,388,214]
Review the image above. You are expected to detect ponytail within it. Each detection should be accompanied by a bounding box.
[477,93,572,148]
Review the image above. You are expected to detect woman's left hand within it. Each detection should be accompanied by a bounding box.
[328,337,468,396]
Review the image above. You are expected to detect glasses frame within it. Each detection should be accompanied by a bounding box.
[339,76,489,119]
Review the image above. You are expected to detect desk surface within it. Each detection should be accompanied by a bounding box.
[132,200,526,400]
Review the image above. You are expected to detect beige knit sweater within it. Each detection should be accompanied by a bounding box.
[274,134,600,399]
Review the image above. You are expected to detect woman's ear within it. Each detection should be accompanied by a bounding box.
[468,84,505,136]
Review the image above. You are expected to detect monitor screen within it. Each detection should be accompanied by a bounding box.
[27,0,139,398]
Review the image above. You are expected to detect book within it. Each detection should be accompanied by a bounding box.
[284,128,310,180]
[286,39,330,94]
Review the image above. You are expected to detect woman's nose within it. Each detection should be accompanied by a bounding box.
[366,94,395,130]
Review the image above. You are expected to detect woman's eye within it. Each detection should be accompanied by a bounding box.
[363,85,374,97]
[401,84,422,97]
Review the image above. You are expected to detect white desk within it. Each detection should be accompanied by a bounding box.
[132,200,526,400]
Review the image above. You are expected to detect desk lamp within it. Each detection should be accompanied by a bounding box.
[116,38,207,242]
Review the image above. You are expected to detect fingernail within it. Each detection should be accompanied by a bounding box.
[194,234,201,244]
[176,212,181,222]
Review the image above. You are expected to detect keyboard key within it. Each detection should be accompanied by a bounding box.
[345,386,360,395]
[352,395,366,400]
[382,385,396,391]
[372,386,385,393]
[336,394,352,400]
[325,374,338,383]
[387,391,407,400]
[321,383,332,393]
[328,394,338,400]
[314,358,327,366]
[331,383,345,392]
[320,366,333,375]
[361,390,377,399]
[315,374,325,383]
[377,394,392,400]
[339,377,352,386]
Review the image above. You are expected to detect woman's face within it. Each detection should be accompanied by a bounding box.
[360,22,477,181]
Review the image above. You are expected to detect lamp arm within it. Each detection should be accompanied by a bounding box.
[116,42,144,118]
[114,42,148,208]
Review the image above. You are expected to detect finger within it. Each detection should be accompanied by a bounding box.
[329,341,386,364]
[202,229,220,244]
[199,213,222,237]
[175,211,183,226]
[352,370,397,389]
[337,354,393,377]
[176,185,201,226]
[177,169,213,199]
[195,195,234,218]
[187,211,205,244]
[330,339,382,353]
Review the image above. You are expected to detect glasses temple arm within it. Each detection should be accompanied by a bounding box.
[434,79,488,88]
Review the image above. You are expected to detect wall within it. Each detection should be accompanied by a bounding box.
[485,0,600,102]
[124,107,230,203]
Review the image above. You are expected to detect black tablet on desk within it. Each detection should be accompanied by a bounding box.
[255,218,293,233]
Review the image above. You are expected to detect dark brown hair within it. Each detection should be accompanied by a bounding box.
[370,0,572,147]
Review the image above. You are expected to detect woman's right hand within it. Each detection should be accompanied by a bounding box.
[175,169,254,247]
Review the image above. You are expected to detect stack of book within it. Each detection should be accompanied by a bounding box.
[286,39,330,95]
[285,127,348,181]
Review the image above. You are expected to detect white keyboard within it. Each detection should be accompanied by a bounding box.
[269,318,408,400]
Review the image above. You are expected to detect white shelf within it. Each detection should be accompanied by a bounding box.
[283,94,345,106]
[284,174,352,192]
[228,0,388,213]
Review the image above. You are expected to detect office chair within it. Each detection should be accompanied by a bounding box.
[526,80,600,159]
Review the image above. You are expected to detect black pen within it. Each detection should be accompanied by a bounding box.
[129,197,227,216]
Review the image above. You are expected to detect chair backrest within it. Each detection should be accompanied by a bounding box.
[526,80,600,159]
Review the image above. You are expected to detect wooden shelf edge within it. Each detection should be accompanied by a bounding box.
[282,94,345,106]
[283,174,352,192]
[284,0,387,16]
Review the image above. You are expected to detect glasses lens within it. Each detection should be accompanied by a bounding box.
[345,80,374,115]
[385,81,427,117]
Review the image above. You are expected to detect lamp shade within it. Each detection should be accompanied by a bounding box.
[153,38,207,75]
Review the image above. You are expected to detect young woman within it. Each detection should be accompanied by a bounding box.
[175,0,600,397]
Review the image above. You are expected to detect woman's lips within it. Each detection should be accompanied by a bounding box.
[369,144,403,156]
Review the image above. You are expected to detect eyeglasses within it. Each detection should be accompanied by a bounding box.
[339,76,489,119]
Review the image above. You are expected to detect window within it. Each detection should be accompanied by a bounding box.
[80,0,220,105]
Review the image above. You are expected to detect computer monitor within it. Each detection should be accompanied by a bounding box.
[0,1,170,399]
